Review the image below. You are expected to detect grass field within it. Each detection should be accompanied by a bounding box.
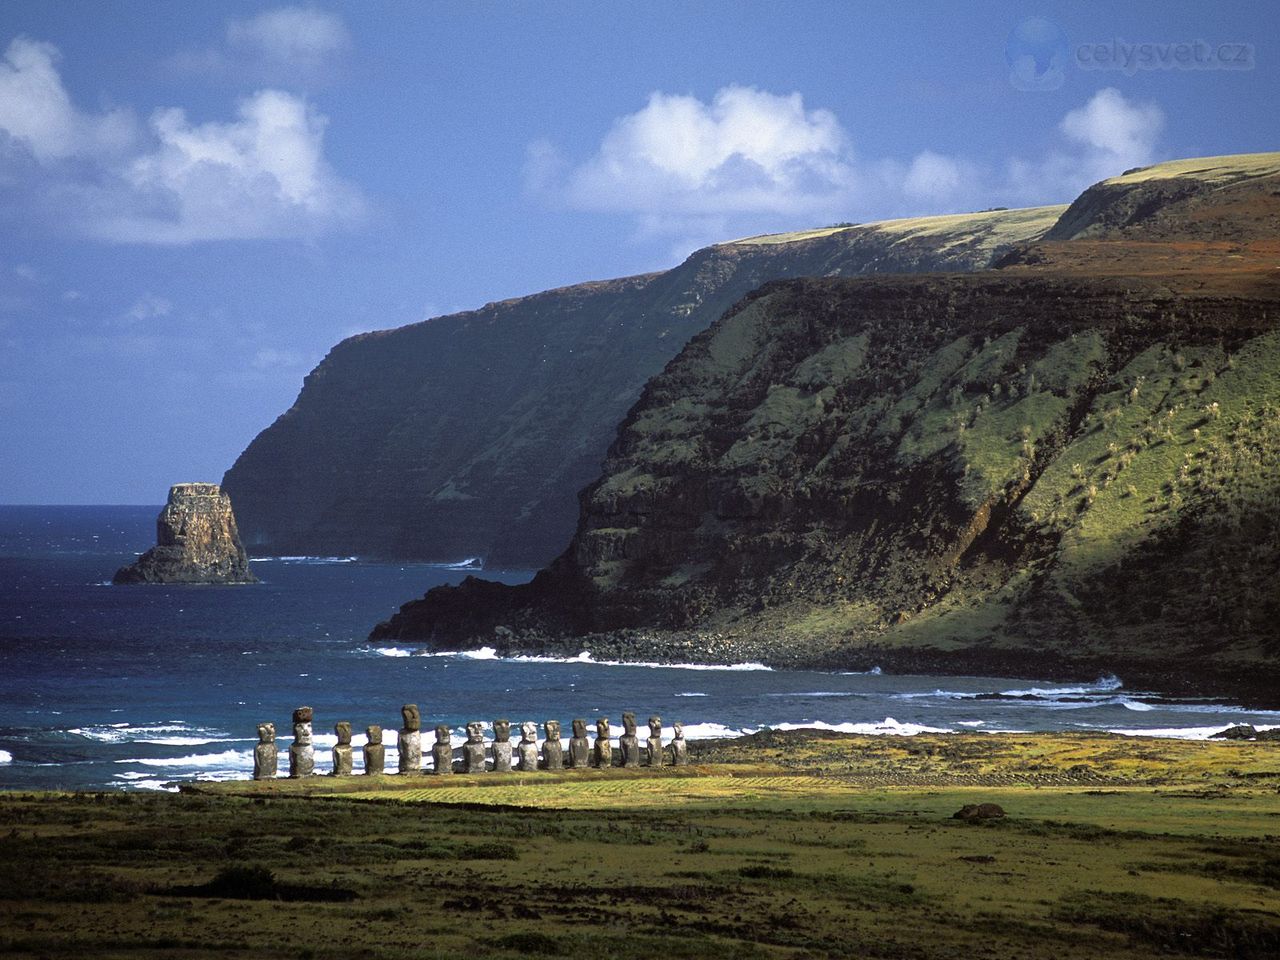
[3,731,1279,959]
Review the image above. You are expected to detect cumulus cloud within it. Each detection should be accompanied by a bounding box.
[565,86,855,217]
[533,85,1168,250]
[1059,86,1164,174]
[168,6,351,85]
[0,36,364,243]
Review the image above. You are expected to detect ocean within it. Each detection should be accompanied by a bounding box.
[1,505,1276,792]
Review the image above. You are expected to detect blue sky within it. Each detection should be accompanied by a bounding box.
[1,1,1275,503]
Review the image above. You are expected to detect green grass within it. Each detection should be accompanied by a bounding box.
[5,732,1280,959]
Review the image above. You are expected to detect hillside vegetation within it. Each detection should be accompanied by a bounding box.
[373,153,1280,701]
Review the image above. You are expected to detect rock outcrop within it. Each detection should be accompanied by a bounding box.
[114,483,257,585]
[370,154,1280,704]
[222,207,1064,565]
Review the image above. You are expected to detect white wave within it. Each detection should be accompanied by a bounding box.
[673,722,743,740]
[838,666,882,675]
[118,749,253,769]
[766,718,952,736]
[998,674,1124,697]
[957,720,985,727]
[70,723,229,744]
[360,645,415,657]
[1108,723,1280,740]
[116,778,179,792]
[249,555,359,564]
[675,692,708,697]
[450,649,774,672]
[765,691,858,698]
[436,557,483,570]
[0,749,11,764]
[1119,698,1155,712]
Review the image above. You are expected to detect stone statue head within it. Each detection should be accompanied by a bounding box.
[293,705,313,724]
[673,721,684,739]
[293,722,312,744]
[257,722,275,743]
[520,721,538,743]
[401,704,420,731]
[622,712,637,736]
[334,721,352,745]
[466,721,484,744]
[572,718,587,738]
[648,716,662,737]
[596,717,610,739]
[435,724,450,744]
[544,719,561,740]
[366,724,383,745]
[493,718,511,742]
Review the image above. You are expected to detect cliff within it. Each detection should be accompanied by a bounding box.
[371,153,1280,701]
[222,205,1063,564]
[114,483,258,585]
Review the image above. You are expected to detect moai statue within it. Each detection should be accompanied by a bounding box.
[618,712,642,768]
[518,721,540,771]
[670,721,688,766]
[332,721,354,776]
[592,717,612,768]
[542,720,564,770]
[567,718,590,768]
[398,703,422,775]
[431,724,453,775]
[289,706,314,778]
[491,718,513,773]
[463,721,487,773]
[364,724,385,775]
[252,722,277,780]
[646,716,664,767]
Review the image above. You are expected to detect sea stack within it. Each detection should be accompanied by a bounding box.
[113,483,257,584]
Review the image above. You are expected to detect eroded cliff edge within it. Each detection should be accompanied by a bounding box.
[371,154,1280,702]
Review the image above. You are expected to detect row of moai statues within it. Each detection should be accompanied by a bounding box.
[253,705,689,779]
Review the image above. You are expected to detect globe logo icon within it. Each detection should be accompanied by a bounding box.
[1006,18,1070,90]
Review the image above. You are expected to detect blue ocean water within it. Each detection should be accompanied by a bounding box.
[1,506,1277,791]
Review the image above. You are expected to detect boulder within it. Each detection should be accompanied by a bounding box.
[114,483,257,584]
[953,803,1006,821]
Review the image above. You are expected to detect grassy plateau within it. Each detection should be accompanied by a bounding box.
[3,730,1280,959]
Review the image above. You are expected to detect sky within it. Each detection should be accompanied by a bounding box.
[0,1,1276,504]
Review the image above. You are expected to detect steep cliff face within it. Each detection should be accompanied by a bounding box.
[371,154,1280,700]
[114,483,257,584]
[222,206,1063,564]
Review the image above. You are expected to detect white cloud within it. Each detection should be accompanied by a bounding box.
[1059,86,1164,173]
[168,7,351,85]
[0,37,134,161]
[901,151,965,201]
[0,37,364,243]
[123,293,172,324]
[566,86,856,217]
[534,85,1170,247]
[227,7,350,71]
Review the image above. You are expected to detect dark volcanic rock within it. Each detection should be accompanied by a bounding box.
[1210,724,1259,740]
[113,483,257,585]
